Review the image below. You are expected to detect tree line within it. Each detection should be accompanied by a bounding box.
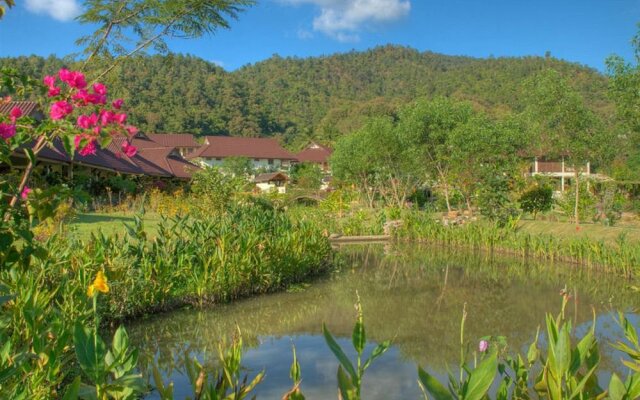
[1,45,610,148]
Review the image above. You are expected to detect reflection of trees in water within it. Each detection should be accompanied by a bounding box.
[128,244,639,376]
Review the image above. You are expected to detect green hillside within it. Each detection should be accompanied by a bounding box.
[0,45,612,148]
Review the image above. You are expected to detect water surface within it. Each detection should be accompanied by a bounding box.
[128,244,640,399]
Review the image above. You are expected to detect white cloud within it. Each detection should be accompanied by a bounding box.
[282,0,411,42]
[25,0,82,22]
[297,28,314,40]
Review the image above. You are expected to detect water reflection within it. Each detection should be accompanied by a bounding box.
[128,244,640,399]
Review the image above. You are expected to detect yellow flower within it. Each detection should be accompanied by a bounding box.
[87,271,109,297]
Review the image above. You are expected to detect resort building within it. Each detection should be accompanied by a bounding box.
[187,136,296,170]
[294,142,333,171]
[529,157,599,191]
[254,172,289,194]
[2,101,199,180]
[146,133,201,157]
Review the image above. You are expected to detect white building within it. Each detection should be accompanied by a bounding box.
[187,136,296,171]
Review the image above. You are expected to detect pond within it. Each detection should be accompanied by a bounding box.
[128,243,640,399]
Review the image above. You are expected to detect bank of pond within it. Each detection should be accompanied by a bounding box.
[1,205,640,398]
[127,244,639,399]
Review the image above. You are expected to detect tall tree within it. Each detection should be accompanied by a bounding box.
[396,97,474,212]
[77,0,254,80]
[524,69,607,225]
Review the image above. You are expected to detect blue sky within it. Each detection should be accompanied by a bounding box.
[0,0,638,72]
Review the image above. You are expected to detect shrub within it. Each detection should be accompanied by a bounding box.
[519,184,553,219]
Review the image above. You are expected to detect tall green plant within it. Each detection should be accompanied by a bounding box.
[322,297,391,400]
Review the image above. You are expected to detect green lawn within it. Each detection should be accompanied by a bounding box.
[68,210,640,246]
[518,219,640,244]
[68,212,162,240]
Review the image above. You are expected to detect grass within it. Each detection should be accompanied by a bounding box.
[518,219,640,245]
[68,212,162,239]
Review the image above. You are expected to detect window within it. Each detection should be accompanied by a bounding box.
[268,159,274,165]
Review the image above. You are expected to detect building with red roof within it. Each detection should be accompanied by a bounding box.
[188,136,296,170]
[295,142,333,171]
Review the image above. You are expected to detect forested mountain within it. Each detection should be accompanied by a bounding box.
[0,45,612,148]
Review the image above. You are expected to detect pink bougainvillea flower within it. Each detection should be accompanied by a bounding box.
[58,69,86,89]
[47,87,61,97]
[50,101,73,120]
[99,110,114,126]
[21,186,31,200]
[112,98,124,109]
[0,123,16,140]
[121,141,137,157]
[92,83,107,96]
[478,340,489,353]
[69,71,87,89]
[10,107,22,122]
[74,135,97,157]
[114,113,127,124]
[77,113,99,130]
[125,125,138,136]
[43,75,56,88]
[79,141,96,156]
[58,68,72,83]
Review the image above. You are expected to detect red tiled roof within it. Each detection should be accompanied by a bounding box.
[0,101,40,118]
[124,134,200,178]
[3,102,199,179]
[296,143,333,163]
[189,136,295,160]
[147,133,200,148]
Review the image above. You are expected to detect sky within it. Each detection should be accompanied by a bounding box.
[0,0,638,72]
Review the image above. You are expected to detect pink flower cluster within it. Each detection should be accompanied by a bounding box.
[39,68,137,158]
[0,106,23,141]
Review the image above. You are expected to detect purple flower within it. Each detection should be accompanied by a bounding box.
[479,340,489,353]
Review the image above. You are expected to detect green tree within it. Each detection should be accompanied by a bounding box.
[331,117,421,208]
[396,98,474,212]
[290,162,322,190]
[519,184,553,220]
[524,69,608,226]
[77,0,254,80]
[221,156,253,177]
[448,115,527,218]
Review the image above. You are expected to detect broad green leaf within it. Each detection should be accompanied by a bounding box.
[112,326,129,357]
[337,366,357,400]
[552,323,571,377]
[73,321,107,384]
[570,330,594,374]
[352,313,366,356]
[496,377,509,400]
[527,328,540,365]
[290,345,301,383]
[62,135,75,159]
[362,340,391,371]
[569,364,598,400]
[61,376,81,400]
[323,323,357,381]
[608,373,626,400]
[417,366,453,400]
[627,372,640,399]
[463,351,497,400]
